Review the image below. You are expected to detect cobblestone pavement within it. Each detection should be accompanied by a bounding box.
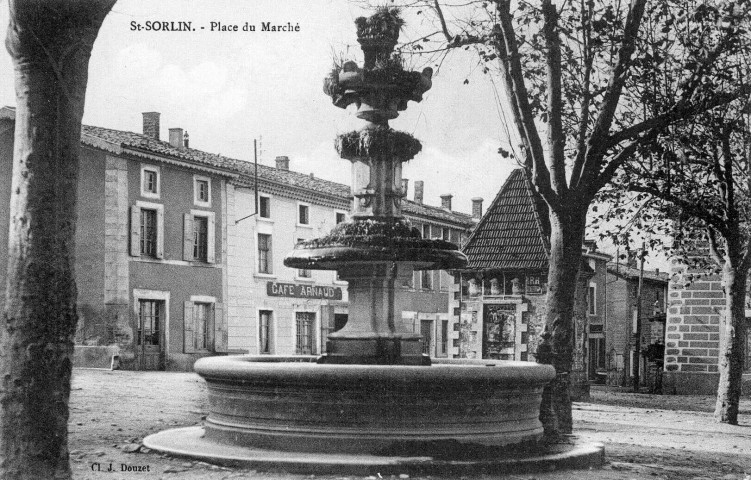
[69,369,751,480]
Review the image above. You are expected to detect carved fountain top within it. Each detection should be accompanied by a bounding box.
[323,7,433,123]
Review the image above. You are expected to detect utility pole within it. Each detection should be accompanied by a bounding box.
[633,242,645,393]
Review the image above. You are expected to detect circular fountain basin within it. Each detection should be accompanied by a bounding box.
[145,355,605,474]
[193,355,555,454]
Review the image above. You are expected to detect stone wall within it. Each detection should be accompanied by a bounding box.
[664,256,723,393]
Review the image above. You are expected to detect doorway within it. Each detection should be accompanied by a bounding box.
[420,320,433,355]
[137,299,164,370]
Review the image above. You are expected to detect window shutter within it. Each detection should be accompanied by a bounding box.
[206,213,216,264]
[183,214,193,261]
[156,207,165,259]
[184,301,195,353]
[267,235,273,273]
[320,305,335,350]
[129,205,141,256]
[214,302,227,352]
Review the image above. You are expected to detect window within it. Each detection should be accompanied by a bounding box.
[258,234,272,274]
[140,165,160,199]
[183,211,215,263]
[442,227,450,241]
[297,239,311,278]
[588,282,597,315]
[422,224,430,239]
[421,270,433,290]
[336,212,346,224]
[440,320,448,355]
[194,302,211,349]
[131,202,164,259]
[193,217,208,262]
[140,209,157,257]
[259,196,271,218]
[298,204,309,225]
[193,176,211,206]
[259,310,273,354]
[296,312,316,355]
[183,296,224,354]
[403,270,414,289]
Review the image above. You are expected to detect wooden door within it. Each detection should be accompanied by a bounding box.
[420,320,433,355]
[137,299,164,370]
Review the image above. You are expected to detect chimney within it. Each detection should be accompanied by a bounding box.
[440,194,452,210]
[471,197,483,219]
[401,179,409,196]
[168,128,184,148]
[183,131,190,148]
[142,112,160,140]
[275,155,290,171]
[414,180,424,204]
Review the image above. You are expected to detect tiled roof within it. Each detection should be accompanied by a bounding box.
[462,168,549,270]
[1,106,474,227]
[402,200,473,225]
[607,263,669,284]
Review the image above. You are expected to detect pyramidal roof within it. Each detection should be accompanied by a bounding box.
[462,168,550,270]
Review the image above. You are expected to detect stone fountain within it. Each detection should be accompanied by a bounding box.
[144,8,603,474]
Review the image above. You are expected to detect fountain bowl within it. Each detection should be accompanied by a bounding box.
[144,355,605,474]
[193,355,555,454]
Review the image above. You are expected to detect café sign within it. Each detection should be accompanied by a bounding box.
[267,282,343,300]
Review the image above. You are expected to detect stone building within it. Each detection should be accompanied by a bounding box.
[448,168,610,396]
[605,262,668,387]
[0,107,475,370]
[0,107,232,371]
[664,255,751,394]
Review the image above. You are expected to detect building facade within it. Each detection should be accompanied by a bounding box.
[1,107,475,370]
[448,169,610,398]
[0,108,233,371]
[605,262,668,388]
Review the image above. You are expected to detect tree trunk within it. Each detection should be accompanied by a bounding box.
[538,207,587,437]
[714,255,748,425]
[1,2,114,478]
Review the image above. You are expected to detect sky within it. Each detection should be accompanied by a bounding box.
[0,0,520,217]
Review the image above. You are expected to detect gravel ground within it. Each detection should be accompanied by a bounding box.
[69,369,751,480]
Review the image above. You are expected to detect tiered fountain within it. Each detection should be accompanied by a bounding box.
[144,8,602,474]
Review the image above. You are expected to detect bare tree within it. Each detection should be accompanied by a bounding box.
[1,1,115,478]
[394,0,750,436]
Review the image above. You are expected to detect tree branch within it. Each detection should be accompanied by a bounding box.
[542,0,567,197]
[587,138,641,199]
[706,227,725,268]
[494,0,558,209]
[570,0,593,188]
[577,0,647,190]
[607,84,751,147]
[429,0,492,47]
[629,184,727,236]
